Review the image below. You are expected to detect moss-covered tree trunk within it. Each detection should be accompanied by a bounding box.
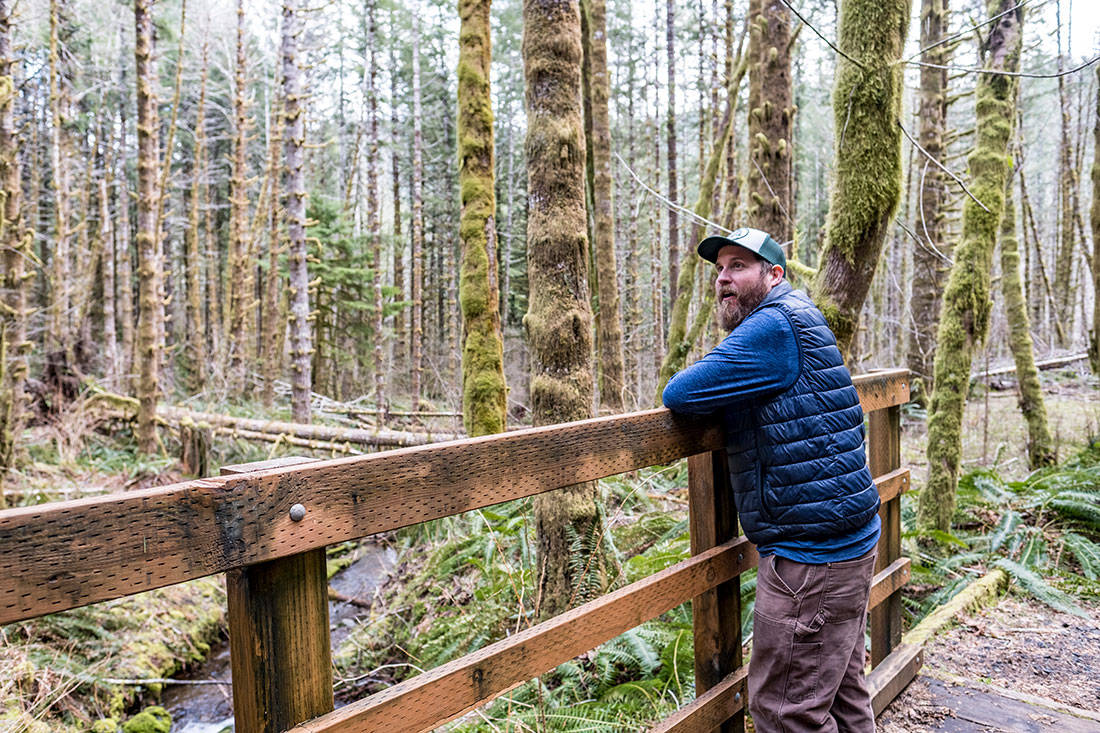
[284,0,312,423]
[0,0,27,506]
[523,0,608,620]
[458,0,506,436]
[907,0,951,404]
[582,0,625,413]
[116,96,135,381]
[1089,62,1100,375]
[390,23,406,381]
[134,0,163,454]
[999,158,1055,468]
[809,0,910,356]
[917,0,1022,533]
[746,0,792,242]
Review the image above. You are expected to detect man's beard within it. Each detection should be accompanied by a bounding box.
[717,271,770,332]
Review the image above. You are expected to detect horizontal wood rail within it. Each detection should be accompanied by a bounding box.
[0,368,915,732]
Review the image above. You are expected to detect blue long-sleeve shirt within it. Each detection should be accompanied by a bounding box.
[663,283,801,411]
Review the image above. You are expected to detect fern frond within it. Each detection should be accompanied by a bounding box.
[1062,533,1100,580]
[992,558,1089,618]
[989,510,1020,553]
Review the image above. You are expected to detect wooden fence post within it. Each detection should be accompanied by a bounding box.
[867,404,903,667]
[688,449,745,733]
[222,457,334,732]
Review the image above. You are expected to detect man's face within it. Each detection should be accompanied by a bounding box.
[714,245,783,331]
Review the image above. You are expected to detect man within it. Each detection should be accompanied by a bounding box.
[662,227,881,733]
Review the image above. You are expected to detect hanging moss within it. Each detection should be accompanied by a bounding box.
[458,0,506,438]
[810,0,910,356]
[918,0,1023,534]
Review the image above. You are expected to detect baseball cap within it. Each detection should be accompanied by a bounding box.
[697,227,786,273]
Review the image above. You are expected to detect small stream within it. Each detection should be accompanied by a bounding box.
[161,542,397,733]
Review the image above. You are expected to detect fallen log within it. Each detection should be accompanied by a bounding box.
[160,406,463,448]
[87,390,464,449]
[975,352,1089,380]
[210,426,365,456]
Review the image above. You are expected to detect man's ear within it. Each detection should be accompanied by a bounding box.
[768,265,785,286]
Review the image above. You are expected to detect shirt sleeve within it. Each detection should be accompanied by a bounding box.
[661,308,801,414]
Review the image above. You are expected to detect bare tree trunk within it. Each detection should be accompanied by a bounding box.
[665,0,679,313]
[410,2,425,410]
[907,0,951,404]
[582,0,624,414]
[1053,0,1075,346]
[134,0,163,454]
[999,154,1055,468]
[364,0,383,411]
[523,0,608,620]
[0,0,28,504]
[48,0,72,353]
[746,0,793,243]
[117,107,134,382]
[187,41,209,391]
[261,75,284,409]
[226,0,253,391]
[1091,63,1100,374]
[390,17,405,380]
[809,0,910,356]
[918,0,1022,534]
[284,0,311,423]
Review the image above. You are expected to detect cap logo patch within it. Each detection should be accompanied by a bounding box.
[731,227,750,239]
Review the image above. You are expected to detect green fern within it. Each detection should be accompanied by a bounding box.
[991,558,1088,618]
[1062,532,1100,580]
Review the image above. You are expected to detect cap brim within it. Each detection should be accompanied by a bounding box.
[698,236,733,263]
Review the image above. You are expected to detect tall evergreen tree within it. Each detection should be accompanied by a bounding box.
[1091,63,1100,374]
[918,0,1023,533]
[134,0,163,453]
[284,0,312,422]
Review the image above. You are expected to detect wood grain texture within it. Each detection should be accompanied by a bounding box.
[289,537,756,733]
[868,643,923,717]
[649,668,748,733]
[869,557,911,610]
[688,450,746,733]
[0,409,719,624]
[852,369,909,413]
[0,373,909,626]
[868,404,904,668]
[222,458,334,733]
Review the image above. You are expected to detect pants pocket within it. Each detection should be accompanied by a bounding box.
[786,641,822,703]
[822,550,876,622]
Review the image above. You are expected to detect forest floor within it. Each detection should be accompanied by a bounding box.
[877,595,1100,730]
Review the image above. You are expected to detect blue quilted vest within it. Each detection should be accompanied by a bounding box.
[722,288,880,547]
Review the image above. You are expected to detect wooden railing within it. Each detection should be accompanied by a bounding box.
[0,368,917,732]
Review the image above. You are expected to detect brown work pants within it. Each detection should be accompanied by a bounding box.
[748,549,877,733]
